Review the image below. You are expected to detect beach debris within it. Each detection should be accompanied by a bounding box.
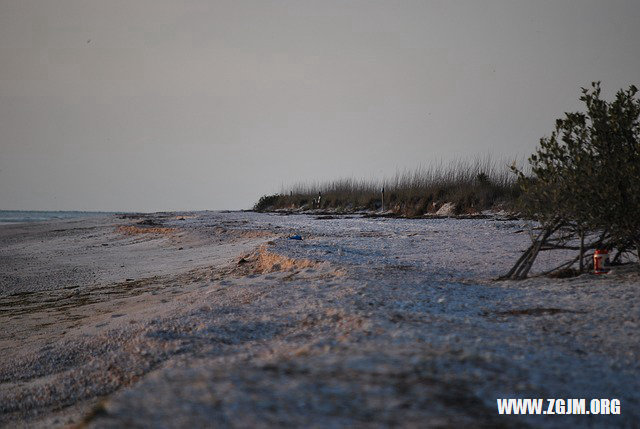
[593,249,610,274]
[288,235,303,240]
[491,307,587,317]
[117,225,174,235]
[137,219,162,226]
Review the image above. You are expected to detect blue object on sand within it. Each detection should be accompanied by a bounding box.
[288,235,303,240]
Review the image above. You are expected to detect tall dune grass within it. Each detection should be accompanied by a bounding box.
[255,156,522,216]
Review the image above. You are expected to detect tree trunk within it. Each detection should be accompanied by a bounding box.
[500,245,532,280]
[579,231,585,273]
[502,221,563,280]
[515,226,551,279]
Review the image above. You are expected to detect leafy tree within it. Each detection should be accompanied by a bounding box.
[506,83,640,278]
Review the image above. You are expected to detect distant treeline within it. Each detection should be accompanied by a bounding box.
[254,157,522,217]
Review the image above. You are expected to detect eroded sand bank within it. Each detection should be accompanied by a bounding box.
[1,212,638,428]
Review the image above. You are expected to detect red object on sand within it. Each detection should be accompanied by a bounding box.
[593,249,609,274]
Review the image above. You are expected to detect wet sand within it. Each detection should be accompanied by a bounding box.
[0,212,638,428]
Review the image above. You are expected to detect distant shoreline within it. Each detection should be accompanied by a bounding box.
[0,210,116,225]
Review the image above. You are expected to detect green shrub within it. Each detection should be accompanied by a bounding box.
[253,194,282,211]
[506,82,640,277]
[514,83,640,249]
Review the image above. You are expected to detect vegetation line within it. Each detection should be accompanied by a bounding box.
[254,156,522,217]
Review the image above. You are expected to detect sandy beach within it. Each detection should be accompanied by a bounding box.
[1,211,638,428]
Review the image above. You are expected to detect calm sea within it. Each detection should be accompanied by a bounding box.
[0,210,114,224]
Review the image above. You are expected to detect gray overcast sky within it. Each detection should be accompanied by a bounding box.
[1,0,639,211]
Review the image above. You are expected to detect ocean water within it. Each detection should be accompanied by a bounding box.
[0,210,114,224]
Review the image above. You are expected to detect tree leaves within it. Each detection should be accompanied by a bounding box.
[513,82,640,258]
